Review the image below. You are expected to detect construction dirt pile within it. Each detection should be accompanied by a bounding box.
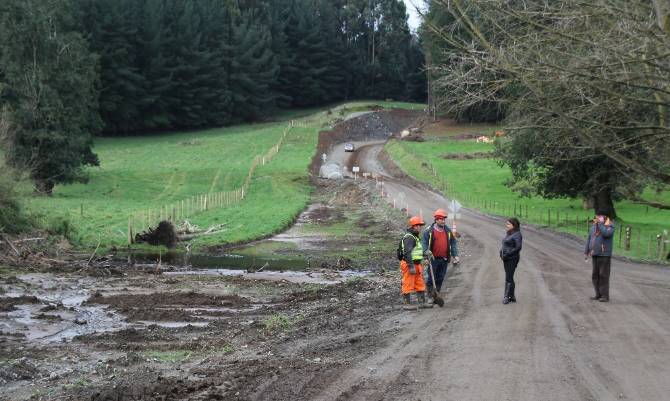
[310,108,422,175]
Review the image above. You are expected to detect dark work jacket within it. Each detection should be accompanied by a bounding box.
[500,230,522,261]
[584,221,615,257]
[421,223,459,260]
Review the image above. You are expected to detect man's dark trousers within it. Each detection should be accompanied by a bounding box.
[591,256,611,299]
[427,257,449,292]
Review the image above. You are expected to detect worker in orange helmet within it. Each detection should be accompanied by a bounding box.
[422,208,459,304]
[398,216,430,310]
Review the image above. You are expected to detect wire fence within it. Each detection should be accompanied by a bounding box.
[125,120,306,244]
[396,146,669,264]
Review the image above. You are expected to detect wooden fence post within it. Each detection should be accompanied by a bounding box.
[127,217,133,245]
[624,226,631,251]
[636,230,641,257]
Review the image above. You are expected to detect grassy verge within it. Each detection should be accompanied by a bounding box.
[23,122,295,249]
[385,123,670,263]
[19,101,423,251]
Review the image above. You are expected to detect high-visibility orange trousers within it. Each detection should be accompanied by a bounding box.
[400,260,426,294]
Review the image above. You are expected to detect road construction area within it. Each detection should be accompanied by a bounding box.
[2,111,670,400]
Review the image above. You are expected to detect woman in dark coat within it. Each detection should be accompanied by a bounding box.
[500,217,522,304]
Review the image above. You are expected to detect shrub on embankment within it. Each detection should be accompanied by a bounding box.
[0,167,31,234]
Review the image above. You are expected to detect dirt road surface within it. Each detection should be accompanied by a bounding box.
[2,111,669,400]
[321,141,670,401]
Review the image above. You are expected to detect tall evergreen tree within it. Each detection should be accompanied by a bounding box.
[315,0,348,102]
[135,0,177,131]
[283,2,334,106]
[269,0,296,107]
[0,0,100,194]
[77,0,146,134]
[198,0,234,126]
[229,11,279,120]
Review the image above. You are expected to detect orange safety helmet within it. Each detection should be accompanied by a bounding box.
[408,216,425,227]
[433,209,448,219]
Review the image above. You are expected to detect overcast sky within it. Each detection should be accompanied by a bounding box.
[403,0,425,32]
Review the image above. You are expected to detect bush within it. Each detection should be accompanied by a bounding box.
[0,168,30,233]
[46,216,76,239]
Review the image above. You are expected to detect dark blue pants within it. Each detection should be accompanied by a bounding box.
[426,257,449,292]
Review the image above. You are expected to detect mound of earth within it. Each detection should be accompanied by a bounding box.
[310,109,422,175]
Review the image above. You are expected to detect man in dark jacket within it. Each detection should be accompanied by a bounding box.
[584,213,615,302]
[422,209,459,303]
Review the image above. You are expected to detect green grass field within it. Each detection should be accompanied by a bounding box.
[386,124,670,263]
[19,101,422,250]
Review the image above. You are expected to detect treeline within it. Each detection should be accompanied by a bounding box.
[0,0,425,197]
[79,0,425,134]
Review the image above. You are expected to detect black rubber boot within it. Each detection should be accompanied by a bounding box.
[509,283,516,303]
[502,283,512,305]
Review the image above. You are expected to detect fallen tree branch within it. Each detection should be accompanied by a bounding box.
[86,240,101,267]
[621,189,670,210]
[630,198,670,210]
[178,229,228,241]
[0,233,20,256]
[0,237,45,244]
[256,262,269,273]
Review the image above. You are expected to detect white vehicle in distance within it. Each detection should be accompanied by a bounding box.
[344,142,355,152]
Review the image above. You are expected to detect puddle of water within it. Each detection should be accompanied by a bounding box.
[118,251,310,271]
[136,321,209,328]
[164,268,368,284]
[2,275,130,343]
[2,303,129,343]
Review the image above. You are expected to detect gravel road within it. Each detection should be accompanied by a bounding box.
[321,141,670,401]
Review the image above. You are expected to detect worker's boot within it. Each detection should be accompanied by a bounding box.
[502,283,512,305]
[417,291,433,309]
[509,283,516,303]
[402,294,417,311]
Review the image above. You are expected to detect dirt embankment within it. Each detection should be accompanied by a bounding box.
[309,108,422,175]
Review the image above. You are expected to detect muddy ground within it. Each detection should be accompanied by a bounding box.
[5,109,666,401]
[0,177,432,401]
[0,109,442,401]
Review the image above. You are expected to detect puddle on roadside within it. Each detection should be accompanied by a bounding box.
[1,301,127,343]
[1,249,370,345]
[164,268,368,284]
[122,250,370,284]
[119,252,311,271]
[136,321,210,328]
